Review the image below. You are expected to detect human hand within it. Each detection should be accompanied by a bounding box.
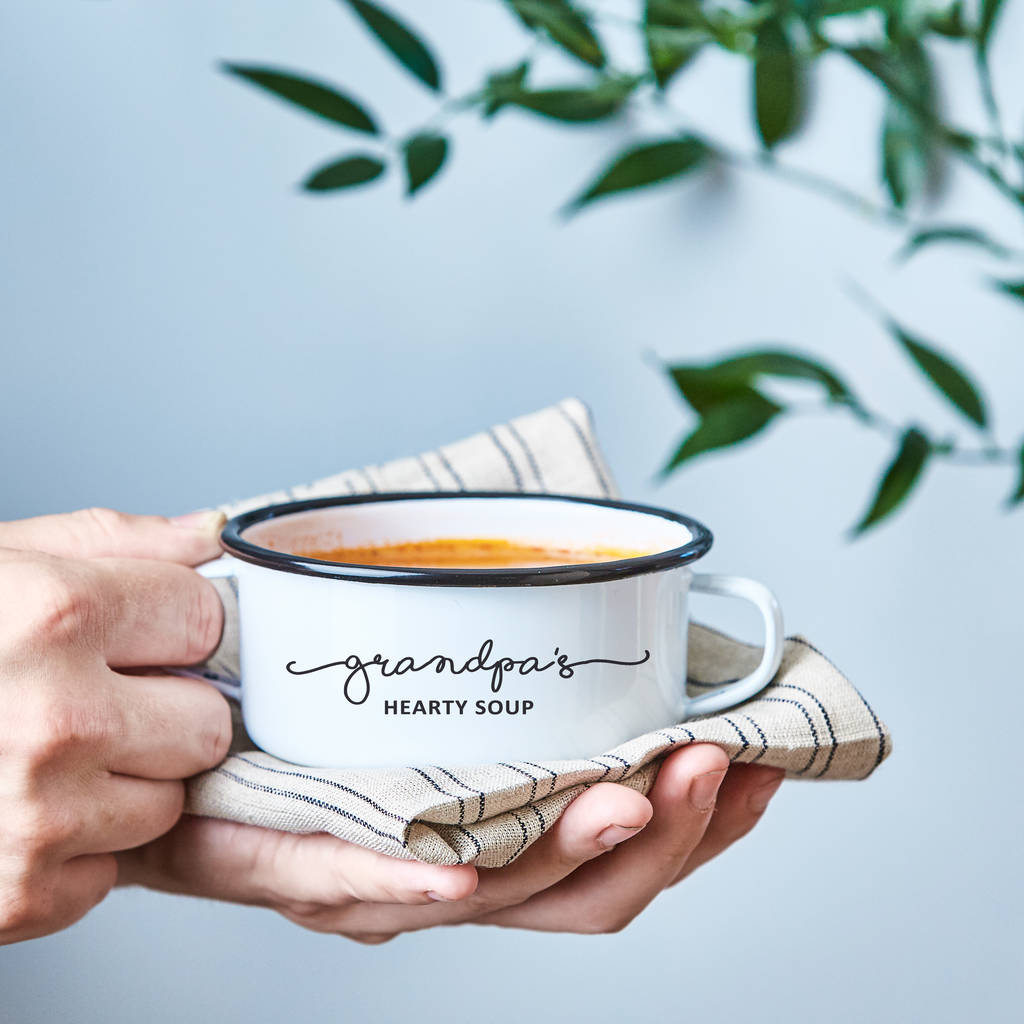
[118,743,784,941]
[0,508,232,944]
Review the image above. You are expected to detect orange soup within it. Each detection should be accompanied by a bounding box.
[299,538,649,569]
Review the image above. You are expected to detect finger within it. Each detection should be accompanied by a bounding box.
[104,671,232,779]
[327,781,653,936]
[1,854,116,945]
[670,764,784,884]
[84,557,225,667]
[462,782,653,909]
[45,775,186,859]
[116,817,479,912]
[0,507,225,567]
[477,743,729,933]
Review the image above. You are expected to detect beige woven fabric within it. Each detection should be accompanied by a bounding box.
[185,398,891,867]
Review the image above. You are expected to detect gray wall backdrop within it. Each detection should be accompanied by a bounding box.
[2,2,1021,1021]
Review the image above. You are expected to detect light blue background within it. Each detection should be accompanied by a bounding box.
[2,2,1022,1020]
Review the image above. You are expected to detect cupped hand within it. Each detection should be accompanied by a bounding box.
[117,743,784,942]
[0,508,232,944]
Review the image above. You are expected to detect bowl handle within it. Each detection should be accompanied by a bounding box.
[685,573,784,718]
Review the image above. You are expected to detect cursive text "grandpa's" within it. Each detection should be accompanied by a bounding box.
[284,639,651,707]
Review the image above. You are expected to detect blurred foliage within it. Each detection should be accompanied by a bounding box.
[222,0,1022,535]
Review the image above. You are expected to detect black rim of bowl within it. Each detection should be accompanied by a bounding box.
[219,491,714,588]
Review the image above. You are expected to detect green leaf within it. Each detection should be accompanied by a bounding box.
[818,0,897,14]
[845,43,945,128]
[509,88,621,122]
[671,350,854,410]
[927,0,968,38]
[509,0,606,69]
[482,62,530,117]
[221,65,378,134]
[670,366,748,414]
[497,77,637,123]
[403,133,448,195]
[645,0,705,89]
[994,279,1024,303]
[852,427,931,535]
[882,99,928,207]
[664,349,854,477]
[897,225,1013,262]
[1008,439,1024,506]
[663,389,783,472]
[845,45,904,99]
[890,323,988,428]
[977,0,1006,58]
[879,39,936,207]
[669,356,849,414]
[753,17,803,149]
[845,40,968,175]
[303,155,386,192]
[344,0,442,92]
[724,352,853,401]
[568,136,709,210]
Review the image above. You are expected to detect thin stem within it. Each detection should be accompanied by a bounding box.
[390,41,536,147]
[647,92,907,228]
[938,444,1016,466]
[575,0,770,43]
[382,90,481,151]
[827,41,1024,217]
[461,2,1022,234]
[477,0,1024,218]
[837,398,901,438]
[725,149,908,227]
[793,400,1016,465]
[975,54,1008,164]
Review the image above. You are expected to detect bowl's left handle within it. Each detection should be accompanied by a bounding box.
[165,557,242,702]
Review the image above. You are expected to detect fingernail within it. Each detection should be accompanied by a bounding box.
[689,769,727,812]
[596,824,644,850]
[426,890,452,902]
[748,775,784,814]
[171,509,226,535]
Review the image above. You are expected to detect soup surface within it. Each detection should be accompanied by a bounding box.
[298,538,649,569]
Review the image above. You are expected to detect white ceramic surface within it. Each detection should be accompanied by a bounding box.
[197,494,783,767]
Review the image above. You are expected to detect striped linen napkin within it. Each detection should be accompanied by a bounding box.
[185,398,892,867]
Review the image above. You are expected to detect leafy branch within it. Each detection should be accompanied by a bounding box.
[220,0,1024,534]
[661,307,1018,537]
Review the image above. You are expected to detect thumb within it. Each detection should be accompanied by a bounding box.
[0,506,225,566]
[118,817,478,908]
